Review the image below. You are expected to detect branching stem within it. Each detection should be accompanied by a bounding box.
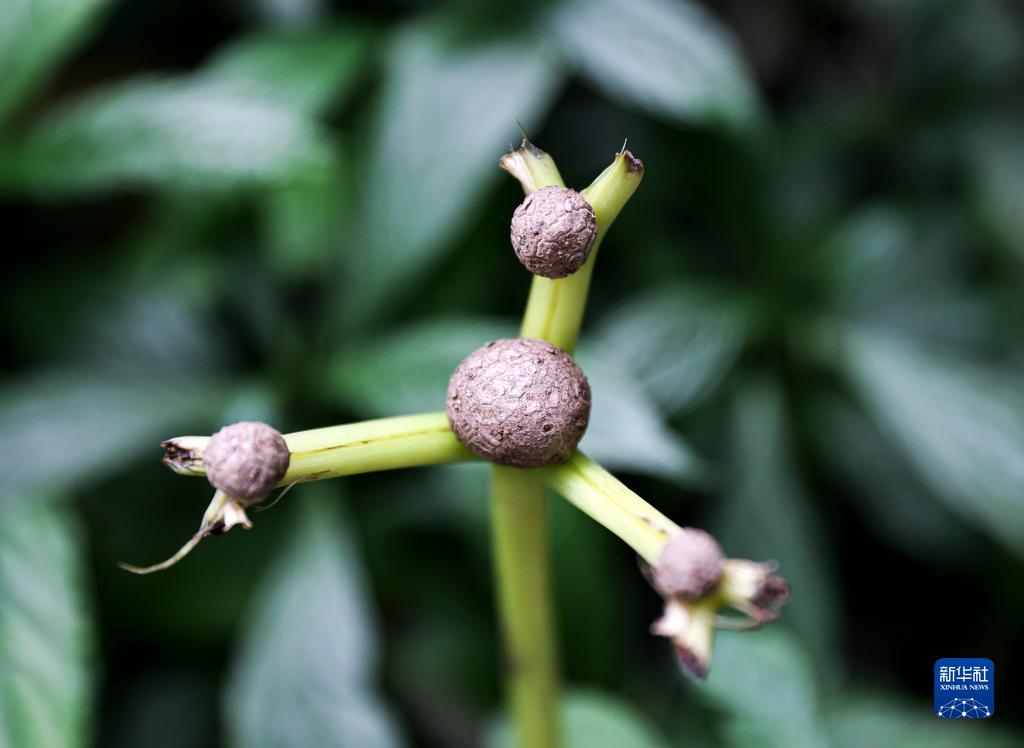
[493,142,644,748]
[164,412,474,484]
[532,451,680,565]
[158,140,648,748]
[519,150,644,354]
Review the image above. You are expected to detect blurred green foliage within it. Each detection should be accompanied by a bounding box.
[1,0,1022,746]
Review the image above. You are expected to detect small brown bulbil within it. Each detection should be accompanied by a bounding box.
[654,528,725,600]
[446,338,591,467]
[203,421,290,501]
[510,185,597,278]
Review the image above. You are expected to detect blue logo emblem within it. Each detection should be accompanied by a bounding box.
[935,658,994,718]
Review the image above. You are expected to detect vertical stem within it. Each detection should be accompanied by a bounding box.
[492,142,643,746]
[491,467,560,748]
[492,142,567,748]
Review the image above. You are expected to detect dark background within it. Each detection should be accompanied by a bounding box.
[1,0,1022,746]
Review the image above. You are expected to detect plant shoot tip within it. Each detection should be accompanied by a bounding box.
[621,150,643,173]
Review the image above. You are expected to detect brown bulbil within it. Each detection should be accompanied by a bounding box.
[510,185,597,278]
[203,421,290,501]
[446,338,591,468]
[654,528,725,600]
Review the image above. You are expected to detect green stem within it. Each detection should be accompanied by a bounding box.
[490,141,570,748]
[491,467,560,748]
[519,150,644,353]
[163,412,474,484]
[531,451,681,566]
[491,143,644,747]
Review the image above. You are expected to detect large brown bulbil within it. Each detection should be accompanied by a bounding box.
[203,421,291,500]
[653,528,725,600]
[510,185,597,278]
[446,338,591,467]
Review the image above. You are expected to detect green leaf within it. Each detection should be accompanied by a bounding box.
[329,317,515,416]
[0,372,227,499]
[260,148,348,278]
[224,492,405,748]
[0,499,94,748]
[488,689,670,748]
[815,205,917,307]
[0,0,113,121]
[719,377,840,678]
[204,27,369,115]
[575,345,709,487]
[592,285,747,413]
[828,692,1021,748]
[554,0,760,130]
[971,125,1024,264]
[814,205,986,347]
[69,283,226,376]
[702,629,825,748]
[342,23,562,320]
[0,77,331,193]
[810,394,975,563]
[843,329,1024,555]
